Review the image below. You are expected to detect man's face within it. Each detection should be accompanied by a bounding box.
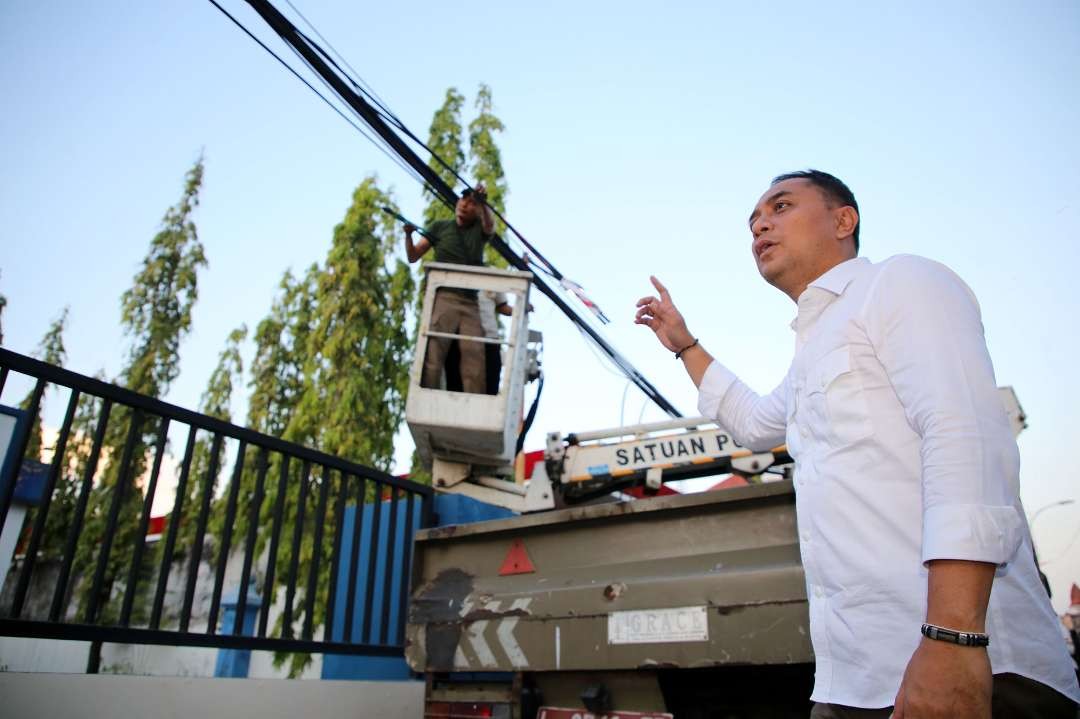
[456,195,479,225]
[747,178,853,299]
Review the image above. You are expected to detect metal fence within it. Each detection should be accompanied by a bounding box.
[0,348,433,666]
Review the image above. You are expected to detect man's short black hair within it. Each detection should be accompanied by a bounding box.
[772,169,860,253]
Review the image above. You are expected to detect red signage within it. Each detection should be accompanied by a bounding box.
[498,537,536,576]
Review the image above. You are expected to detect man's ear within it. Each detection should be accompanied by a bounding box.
[835,206,859,241]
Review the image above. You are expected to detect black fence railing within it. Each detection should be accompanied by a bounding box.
[0,348,433,664]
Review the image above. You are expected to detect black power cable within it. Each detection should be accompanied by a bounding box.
[214,0,682,418]
[281,0,397,120]
[205,0,442,199]
[275,6,562,277]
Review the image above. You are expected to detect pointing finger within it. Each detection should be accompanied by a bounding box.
[650,275,670,300]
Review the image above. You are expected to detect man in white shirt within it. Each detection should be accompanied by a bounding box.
[635,170,1080,718]
[479,290,512,394]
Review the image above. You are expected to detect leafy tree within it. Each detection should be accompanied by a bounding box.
[423,88,467,227]
[272,177,415,676]
[22,307,69,460]
[248,266,319,439]
[30,374,109,600]
[72,156,208,625]
[291,178,414,467]
[119,157,207,398]
[184,325,247,557]
[221,266,320,556]
[469,84,510,268]
[15,308,74,567]
[200,326,247,421]
[468,85,508,220]
[45,387,105,568]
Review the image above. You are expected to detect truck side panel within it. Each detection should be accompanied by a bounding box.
[406,482,811,674]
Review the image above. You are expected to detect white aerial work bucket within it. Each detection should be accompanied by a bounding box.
[406,262,537,477]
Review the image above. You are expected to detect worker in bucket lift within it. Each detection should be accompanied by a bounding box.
[636,170,1079,718]
[404,184,494,394]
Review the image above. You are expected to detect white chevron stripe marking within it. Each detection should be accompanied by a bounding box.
[467,600,499,667]
[496,598,532,667]
[454,597,476,668]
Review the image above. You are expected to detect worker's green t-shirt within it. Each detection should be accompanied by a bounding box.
[428,219,489,266]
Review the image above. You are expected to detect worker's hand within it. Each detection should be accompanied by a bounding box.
[496,302,533,317]
[404,223,416,236]
[474,182,487,200]
[892,639,991,719]
[635,276,695,354]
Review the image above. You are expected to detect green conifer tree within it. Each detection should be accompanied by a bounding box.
[248,267,319,438]
[16,308,74,565]
[468,84,510,268]
[21,307,69,460]
[186,325,247,557]
[229,266,319,557]
[273,177,415,676]
[73,156,207,625]
[423,88,467,227]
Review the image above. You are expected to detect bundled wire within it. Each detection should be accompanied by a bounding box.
[210,0,682,418]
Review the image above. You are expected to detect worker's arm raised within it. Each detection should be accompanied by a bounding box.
[404,224,432,263]
[475,184,495,236]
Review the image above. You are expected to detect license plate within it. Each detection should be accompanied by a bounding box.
[608,605,709,644]
[537,708,673,719]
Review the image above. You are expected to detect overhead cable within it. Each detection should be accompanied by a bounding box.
[215,0,682,418]
[273,3,562,279]
[205,0,437,195]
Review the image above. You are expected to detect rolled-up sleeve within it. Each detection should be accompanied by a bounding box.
[697,360,789,452]
[863,255,1023,565]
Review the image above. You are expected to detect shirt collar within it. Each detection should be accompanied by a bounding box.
[806,256,870,296]
[789,257,870,331]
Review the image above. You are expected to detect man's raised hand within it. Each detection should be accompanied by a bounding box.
[635,276,694,354]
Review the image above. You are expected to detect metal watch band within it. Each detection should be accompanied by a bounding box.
[921,622,990,647]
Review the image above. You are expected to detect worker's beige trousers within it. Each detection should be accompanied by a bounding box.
[422,290,486,394]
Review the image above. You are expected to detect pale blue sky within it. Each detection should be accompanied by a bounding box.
[2,1,1078,609]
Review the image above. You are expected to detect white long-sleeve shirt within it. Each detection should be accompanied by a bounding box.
[697,255,1080,708]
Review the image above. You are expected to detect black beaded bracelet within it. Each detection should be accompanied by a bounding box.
[675,338,699,360]
[921,623,990,647]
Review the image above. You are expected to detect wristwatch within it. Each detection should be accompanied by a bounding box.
[921,623,990,647]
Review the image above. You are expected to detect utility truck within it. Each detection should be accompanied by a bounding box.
[404,264,1027,719]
